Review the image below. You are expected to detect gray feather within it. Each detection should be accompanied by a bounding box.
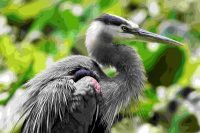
[20,56,104,133]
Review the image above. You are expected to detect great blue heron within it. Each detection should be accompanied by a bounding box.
[19,14,182,133]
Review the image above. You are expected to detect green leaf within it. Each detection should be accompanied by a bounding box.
[98,0,118,9]
[30,7,56,31]
[60,10,80,31]
[1,0,54,19]
[0,63,33,105]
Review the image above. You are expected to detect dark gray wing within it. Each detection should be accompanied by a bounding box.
[20,56,103,133]
[21,76,99,133]
[51,77,100,133]
[21,76,75,133]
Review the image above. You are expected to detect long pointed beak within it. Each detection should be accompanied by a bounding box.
[131,28,183,46]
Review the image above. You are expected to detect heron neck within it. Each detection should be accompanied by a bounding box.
[86,32,145,94]
[86,32,145,130]
[86,33,142,76]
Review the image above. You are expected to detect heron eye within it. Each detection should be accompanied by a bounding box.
[121,26,129,31]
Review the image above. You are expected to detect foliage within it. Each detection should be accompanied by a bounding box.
[0,0,200,132]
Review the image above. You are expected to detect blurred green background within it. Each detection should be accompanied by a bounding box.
[0,0,200,132]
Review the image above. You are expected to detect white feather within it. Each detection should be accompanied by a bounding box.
[85,21,105,52]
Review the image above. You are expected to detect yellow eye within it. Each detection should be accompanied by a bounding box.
[121,26,129,31]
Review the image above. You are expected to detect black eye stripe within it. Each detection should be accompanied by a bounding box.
[95,14,129,26]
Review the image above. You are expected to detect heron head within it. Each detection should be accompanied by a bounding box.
[89,14,182,46]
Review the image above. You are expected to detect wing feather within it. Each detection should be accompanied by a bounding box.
[21,76,75,133]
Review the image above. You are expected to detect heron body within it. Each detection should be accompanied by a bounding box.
[20,14,182,133]
[21,56,104,133]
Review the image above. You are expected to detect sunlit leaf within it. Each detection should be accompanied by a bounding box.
[1,0,54,19]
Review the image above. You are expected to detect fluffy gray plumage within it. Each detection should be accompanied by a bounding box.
[20,56,105,133]
[19,14,146,133]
